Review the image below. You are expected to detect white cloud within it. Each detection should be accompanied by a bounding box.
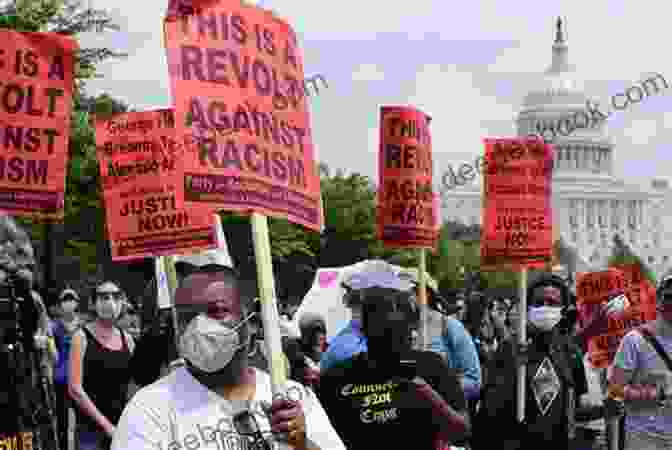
[405,64,516,176]
[351,64,385,82]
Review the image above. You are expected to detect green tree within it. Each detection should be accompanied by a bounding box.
[1,0,127,289]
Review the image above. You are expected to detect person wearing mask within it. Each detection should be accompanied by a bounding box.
[68,281,136,450]
[286,313,327,388]
[317,286,470,450]
[52,288,83,450]
[112,263,345,450]
[473,274,603,450]
[425,289,482,403]
[608,275,672,450]
[320,271,416,371]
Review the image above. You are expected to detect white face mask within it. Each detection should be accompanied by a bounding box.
[95,299,121,321]
[61,300,77,314]
[179,313,254,373]
[528,306,563,332]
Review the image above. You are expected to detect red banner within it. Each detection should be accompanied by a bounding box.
[577,265,657,368]
[0,30,76,219]
[96,109,218,261]
[481,137,553,269]
[377,105,436,248]
[163,0,321,231]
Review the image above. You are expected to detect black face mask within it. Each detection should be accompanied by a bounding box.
[366,316,414,359]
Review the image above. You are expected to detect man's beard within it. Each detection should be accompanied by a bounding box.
[188,347,250,389]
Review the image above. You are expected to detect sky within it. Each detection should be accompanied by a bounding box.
[79,0,672,191]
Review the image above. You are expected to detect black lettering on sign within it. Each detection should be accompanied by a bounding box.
[198,138,305,187]
[0,82,64,118]
[120,195,177,217]
[384,143,432,175]
[495,216,546,232]
[389,203,434,226]
[0,156,47,184]
[505,231,529,249]
[384,179,433,202]
[1,124,60,154]
[138,212,189,233]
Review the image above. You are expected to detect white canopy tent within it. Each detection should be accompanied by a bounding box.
[292,259,438,340]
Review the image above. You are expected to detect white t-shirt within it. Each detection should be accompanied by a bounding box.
[111,367,345,450]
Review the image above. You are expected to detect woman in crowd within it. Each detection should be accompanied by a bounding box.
[52,288,83,450]
[68,281,136,450]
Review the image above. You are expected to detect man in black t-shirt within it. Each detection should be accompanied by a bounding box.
[317,286,470,450]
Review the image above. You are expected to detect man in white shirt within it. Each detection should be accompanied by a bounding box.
[111,263,345,450]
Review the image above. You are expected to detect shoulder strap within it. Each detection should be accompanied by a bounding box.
[639,326,672,372]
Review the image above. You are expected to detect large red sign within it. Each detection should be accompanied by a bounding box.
[481,137,554,269]
[96,109,217,260]
[377,105,437,249]
[163,0,321,231]
[0,30,76,219]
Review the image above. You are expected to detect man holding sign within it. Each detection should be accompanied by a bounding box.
[608,276,672,450]
[112,264,345,450]
[474,275,604,450]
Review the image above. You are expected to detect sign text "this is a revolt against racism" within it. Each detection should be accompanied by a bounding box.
[0,29,76,219]
[378,106,438,248]
[164,0,321,231]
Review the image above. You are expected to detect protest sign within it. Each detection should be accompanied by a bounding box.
[481,137,553,269]
[163,0,322,231]
[618,263,657,323]
[576,268,628,368]
[0,29,76,219]
[96,109,218,261]
[377,106,436,248]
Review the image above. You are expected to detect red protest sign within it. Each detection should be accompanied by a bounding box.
[163,1,322,231]
[0,30,76,219]
[96,109,218,261]
[481,137,553,269]
[577,265,656,368]
[576,268,627,368]
[377,106,436,249]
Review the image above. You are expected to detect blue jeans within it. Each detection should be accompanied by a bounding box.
[78,430,110,450]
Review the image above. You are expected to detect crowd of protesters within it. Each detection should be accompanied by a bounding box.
[25,248,672,450]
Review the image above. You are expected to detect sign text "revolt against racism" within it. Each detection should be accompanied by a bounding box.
[0,29,76,218]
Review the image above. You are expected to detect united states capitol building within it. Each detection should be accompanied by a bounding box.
[440,19,672,280]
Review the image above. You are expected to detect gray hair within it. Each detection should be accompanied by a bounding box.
[0,214,35,285]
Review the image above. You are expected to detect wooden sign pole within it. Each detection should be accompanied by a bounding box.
[418,248,429,349]
[251,212,286,395]
[517,266,528,422]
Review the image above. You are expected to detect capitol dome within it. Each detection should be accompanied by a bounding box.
[521,18,589,110]
[516,17,612,180]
